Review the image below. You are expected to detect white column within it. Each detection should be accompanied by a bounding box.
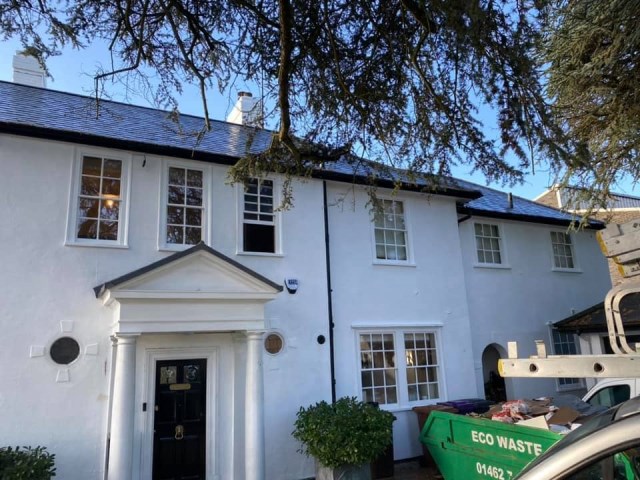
[107,335,138,480]
[245,330,265,480]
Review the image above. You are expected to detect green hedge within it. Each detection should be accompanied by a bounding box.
[0,446,56,480]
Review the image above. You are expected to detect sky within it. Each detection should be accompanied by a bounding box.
[2,38,635,201]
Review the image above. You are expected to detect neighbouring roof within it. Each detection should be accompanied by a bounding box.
[0,80,601,227]
[554,294,640,334]
[540,185,640,211]
[559,188,640,211]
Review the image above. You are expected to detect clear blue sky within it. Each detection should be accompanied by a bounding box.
[2,38,635,200]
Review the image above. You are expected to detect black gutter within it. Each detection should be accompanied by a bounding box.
[311,170,481,200]
[0,122,481,201]
[0,122,241,167]
[323,181,337,403]
[456,206,605,230]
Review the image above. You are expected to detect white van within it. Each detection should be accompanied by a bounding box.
[582,378,640,409]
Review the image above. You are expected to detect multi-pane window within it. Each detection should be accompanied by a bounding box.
[243,179,275,253]
[358,330,441,406]
[552,330,581,388]
[359,333,398,405]
[76,155,122,241]
[166,167,203,245]
[475,223,502,264]
[405,332,440,401]
[374,200,408,261]
[551,231,575,269]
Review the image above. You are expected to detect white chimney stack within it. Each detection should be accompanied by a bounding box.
[13,53,47,88]
[227,92,262,127]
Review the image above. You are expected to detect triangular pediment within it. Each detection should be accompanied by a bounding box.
[95,243,282,299]
[95,244,282,334]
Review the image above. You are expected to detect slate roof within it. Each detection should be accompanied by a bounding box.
[0,80,272,162]
[455,179,601,227]
[0,80,600,227]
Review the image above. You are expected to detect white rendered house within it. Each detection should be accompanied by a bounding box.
[0,68,611,479]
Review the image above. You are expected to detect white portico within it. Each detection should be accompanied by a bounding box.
[95,243,282,480]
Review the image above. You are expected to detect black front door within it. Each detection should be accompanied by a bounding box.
[153,359,207,480]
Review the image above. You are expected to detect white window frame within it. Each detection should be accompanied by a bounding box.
[473,221,509,268]
[355,327,444,409]
[65,148,132,248]
[371,197,414,265]
[236,178,282,256]
[550,328,584,390]
[158,159,211,251]
[550,230,580,272]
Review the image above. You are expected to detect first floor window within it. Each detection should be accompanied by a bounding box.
[358,330,441,405]
[474,222,503,265]
[243,178,275,253]
[551,231,575,269]
[166,166,204,245]
[373,199,408,261]
[552,330,582,388]
[76,155,123,241]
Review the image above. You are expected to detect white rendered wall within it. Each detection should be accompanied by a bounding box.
[326,183,478,460]
[0,134,331,479]
[458,218,611,400]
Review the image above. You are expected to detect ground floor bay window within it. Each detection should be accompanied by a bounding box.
[358,330,442,407]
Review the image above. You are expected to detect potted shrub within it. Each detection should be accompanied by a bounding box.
[0,446,56,479]
[292,396,394,480]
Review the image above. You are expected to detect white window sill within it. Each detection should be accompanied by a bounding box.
[65,240,129,249]
[372,260,416,267]
[158,244,201,253]
[552,267,583,273]
[378,401,446,414]
[473,262,511,270]
[556,383,584,392]
[236,251,284,258]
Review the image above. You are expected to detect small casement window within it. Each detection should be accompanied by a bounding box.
[474,222,503,264]
[243,178,275,253]
[373,199,408,261]
[76,155,123,241]
[551,330,582,388]
[165,166,204,245]
[551,231,575,269]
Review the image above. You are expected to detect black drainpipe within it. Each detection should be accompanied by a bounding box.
[323,181,337,403]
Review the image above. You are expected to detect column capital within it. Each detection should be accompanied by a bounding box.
[232,330,265,343]
[245,330,266,341]
[111,334,139,346]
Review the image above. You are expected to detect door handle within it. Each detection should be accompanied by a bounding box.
[175,424,184,440]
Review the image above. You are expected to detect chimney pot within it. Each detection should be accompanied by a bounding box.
[227,91,262,127]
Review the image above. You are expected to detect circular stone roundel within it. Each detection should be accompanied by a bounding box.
[264,333,284,355]
[50,337,81,365]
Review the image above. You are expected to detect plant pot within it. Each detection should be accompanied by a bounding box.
[316,461,372,480]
